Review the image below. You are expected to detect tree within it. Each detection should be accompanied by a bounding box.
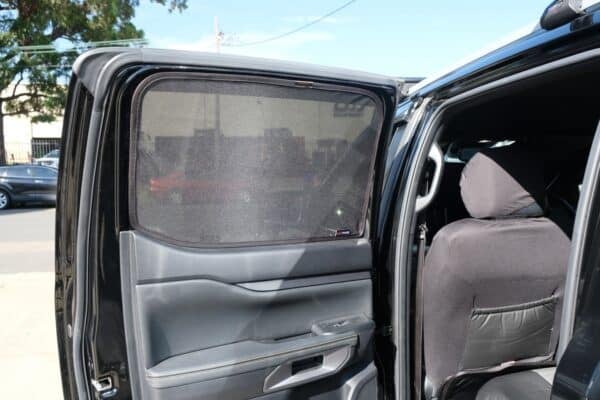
[0,0,187,164]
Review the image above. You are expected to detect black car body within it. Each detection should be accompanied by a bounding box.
[0,164,57,209]
[54,2,600,400]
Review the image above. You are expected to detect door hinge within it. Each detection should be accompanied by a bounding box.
[91,376,118,399]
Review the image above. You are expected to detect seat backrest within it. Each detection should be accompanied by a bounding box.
[422,146,571,397]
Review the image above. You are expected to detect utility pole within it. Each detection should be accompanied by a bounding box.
[214,16,221,53]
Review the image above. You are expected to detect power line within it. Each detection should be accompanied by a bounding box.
[223,0,357,47]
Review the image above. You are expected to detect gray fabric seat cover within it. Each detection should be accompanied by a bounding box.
[422,147,570,395]
[475,367,555,400]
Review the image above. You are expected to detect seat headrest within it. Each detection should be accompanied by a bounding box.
[460,146,545,219]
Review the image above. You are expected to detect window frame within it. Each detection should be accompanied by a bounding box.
[127,71,386,248]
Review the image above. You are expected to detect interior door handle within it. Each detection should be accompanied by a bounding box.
[415,142,444,213]
[145,330,358,390]
[263,345,354,393]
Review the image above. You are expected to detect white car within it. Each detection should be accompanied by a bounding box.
[34,149,59,168]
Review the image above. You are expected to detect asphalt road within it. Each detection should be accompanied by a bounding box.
[0,206,62,399]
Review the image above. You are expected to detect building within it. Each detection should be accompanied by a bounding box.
[3,115,62,164]
[2,85,63,164]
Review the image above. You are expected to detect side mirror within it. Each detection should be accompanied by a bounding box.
[540,0,583,30]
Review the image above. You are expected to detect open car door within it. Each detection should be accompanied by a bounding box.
[55,48,400,400]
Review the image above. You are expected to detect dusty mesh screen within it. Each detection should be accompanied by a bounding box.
[132,75,382,245]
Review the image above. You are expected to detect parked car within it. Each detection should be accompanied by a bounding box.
[54,1,600,400]
[34,149,60,169]
[148,170,258,203]
[0,164,57,209]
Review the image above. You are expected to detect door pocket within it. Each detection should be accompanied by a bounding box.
[460,295,558,370]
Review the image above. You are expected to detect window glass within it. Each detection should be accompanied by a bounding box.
[44,149,60,158]
[132,75,382,245]
[6,166,31,178]
[33,167,58,178]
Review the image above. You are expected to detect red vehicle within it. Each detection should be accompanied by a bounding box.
[149,170,256,203]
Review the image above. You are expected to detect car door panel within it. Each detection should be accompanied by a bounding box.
[127,232,372,284]
[21,168,40,198]
[114,63,394,399]
[37,175,58,197]
[30,168,58,201]
[120,231,376,399]
[56,48,399,400]
[5,168,32,200]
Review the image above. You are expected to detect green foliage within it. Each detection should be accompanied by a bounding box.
[0,0,187,113]
[0,0,186,163]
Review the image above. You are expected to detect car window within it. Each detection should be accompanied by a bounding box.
[5,166,32,178]
[33,167,58,178]
[45,149,60,158]
[0,167,7,177]
[131,74,383,245]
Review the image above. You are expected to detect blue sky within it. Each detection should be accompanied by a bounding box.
[133,0,552,78]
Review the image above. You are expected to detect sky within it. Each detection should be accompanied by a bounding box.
[133,0,553,78]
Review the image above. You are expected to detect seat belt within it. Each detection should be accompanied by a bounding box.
[413,222,428,400]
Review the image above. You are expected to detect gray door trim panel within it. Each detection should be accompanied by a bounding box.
[147,333,357,388]
[342,362,378,400]
[122,231,372,284]
[135,278,373,368]
[120,231,375,399]
[237,271,371,291]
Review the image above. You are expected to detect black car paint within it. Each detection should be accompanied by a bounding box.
[552,183,600,399]
[55,6,600,400]
[0,164,57,206]
[55,78,93,400]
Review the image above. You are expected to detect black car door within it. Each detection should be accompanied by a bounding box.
[5,165,36,200]
[30,166,57,199]
[55,48,402,400]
